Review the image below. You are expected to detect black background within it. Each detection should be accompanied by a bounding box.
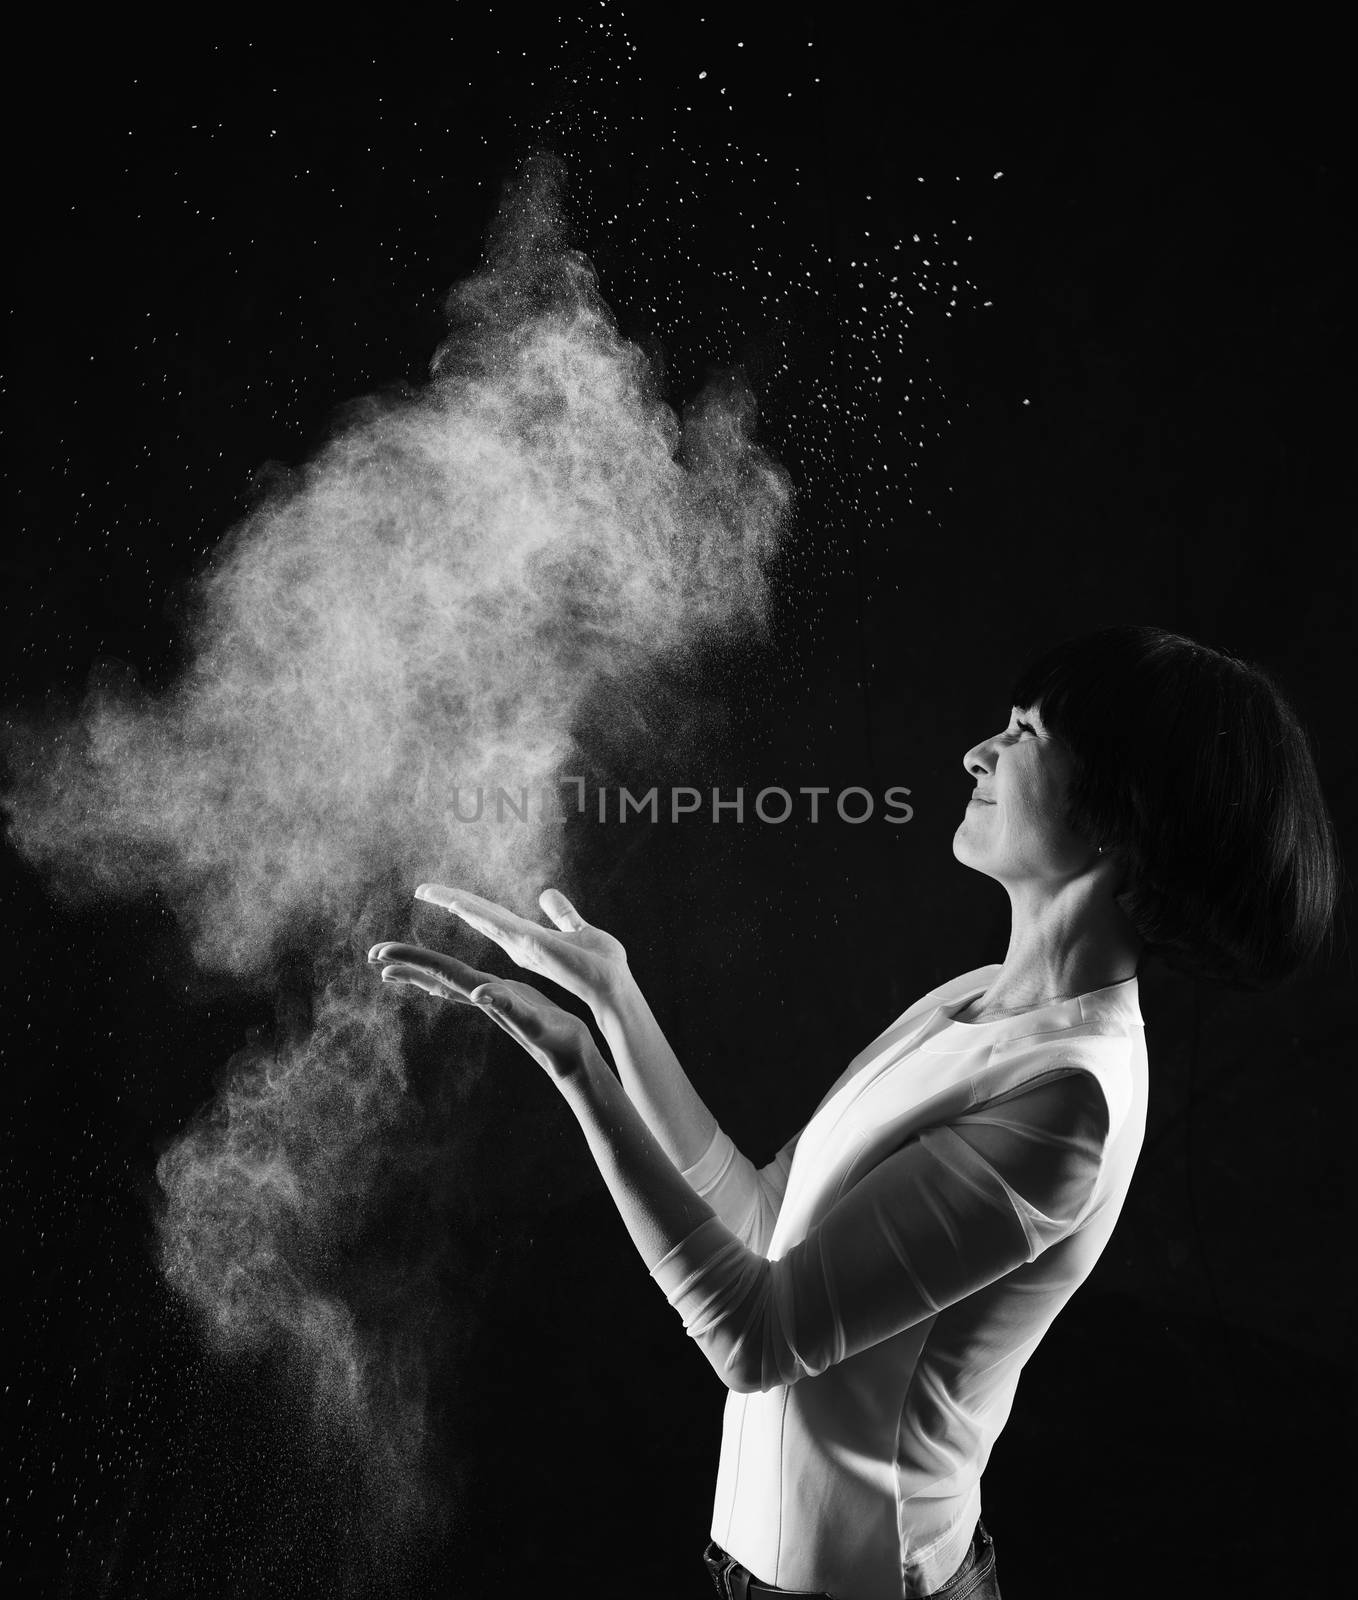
[3,10,1352,1597]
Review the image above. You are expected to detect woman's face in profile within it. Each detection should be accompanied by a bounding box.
[953,705,1093,885]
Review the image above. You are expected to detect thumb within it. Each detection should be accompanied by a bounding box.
[539,887,587,932]
[472,984,516,1023]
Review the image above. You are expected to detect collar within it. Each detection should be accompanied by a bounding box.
[918,967,1144,1054]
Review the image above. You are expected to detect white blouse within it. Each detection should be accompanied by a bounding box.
[650,964,1148,1598]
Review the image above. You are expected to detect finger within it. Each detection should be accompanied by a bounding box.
[413,884,540,948]
[471,982,510,1014]
[469,983,530,1037]
[377,959,486,1003]
[471,982,539,1025]
[368,943,497,993]
[379,964,471,1002]
[539,887,586,932]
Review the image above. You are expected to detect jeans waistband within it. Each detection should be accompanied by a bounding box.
[702,1539,830,1599]
[702,1519,993,1599]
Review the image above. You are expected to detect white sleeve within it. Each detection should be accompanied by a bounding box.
[678,1125,802,1257]
[675,1017,910,1251]
[651,1070,1110,1394]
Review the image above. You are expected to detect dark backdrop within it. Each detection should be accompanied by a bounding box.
[3,12,1352,1598]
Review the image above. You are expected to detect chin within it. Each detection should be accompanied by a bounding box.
[951,834,987,873]
[954,834,1009,882]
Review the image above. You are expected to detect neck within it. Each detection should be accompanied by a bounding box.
[975,875,1143,1016]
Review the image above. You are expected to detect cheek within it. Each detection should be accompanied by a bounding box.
[1032,768,1069,822]
[1010,758,1074,843]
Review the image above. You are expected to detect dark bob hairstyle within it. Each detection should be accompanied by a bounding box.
[1009,625,1343,991]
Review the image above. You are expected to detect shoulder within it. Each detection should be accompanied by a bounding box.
[952,1070,1111,1223]
[977,1030,1139,1147]
[984,1069,1111,1142]
[992,1028,1139,1077]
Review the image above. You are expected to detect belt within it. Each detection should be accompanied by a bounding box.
[722,1578,827,1599]
[703,1541,830,1599]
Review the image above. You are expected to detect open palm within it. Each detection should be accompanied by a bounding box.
[368,940,594,1079]
[407,884,627,1006]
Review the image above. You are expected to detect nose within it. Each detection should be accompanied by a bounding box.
[962,733,999,779]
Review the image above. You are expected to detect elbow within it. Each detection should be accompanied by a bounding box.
[717,1355,761,1395]
[709,1345,767,1395]
[689,1264,792,1393]
[712,1346,792,1396]
[723,1366,797,1396]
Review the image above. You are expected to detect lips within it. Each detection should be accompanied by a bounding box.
[969,794,995,805]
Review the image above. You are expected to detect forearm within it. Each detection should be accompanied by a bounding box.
[592,967,719,1171]
[556,1045,720,1269]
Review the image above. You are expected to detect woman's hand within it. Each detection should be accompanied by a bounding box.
[367,939,596,1081]
[406,883,628,1009]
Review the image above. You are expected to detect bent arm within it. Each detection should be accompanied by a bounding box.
[560,1051,1109,1393]
[652,1070,1110,1392]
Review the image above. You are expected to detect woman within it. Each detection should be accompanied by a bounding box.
[368,625,1339,1599]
